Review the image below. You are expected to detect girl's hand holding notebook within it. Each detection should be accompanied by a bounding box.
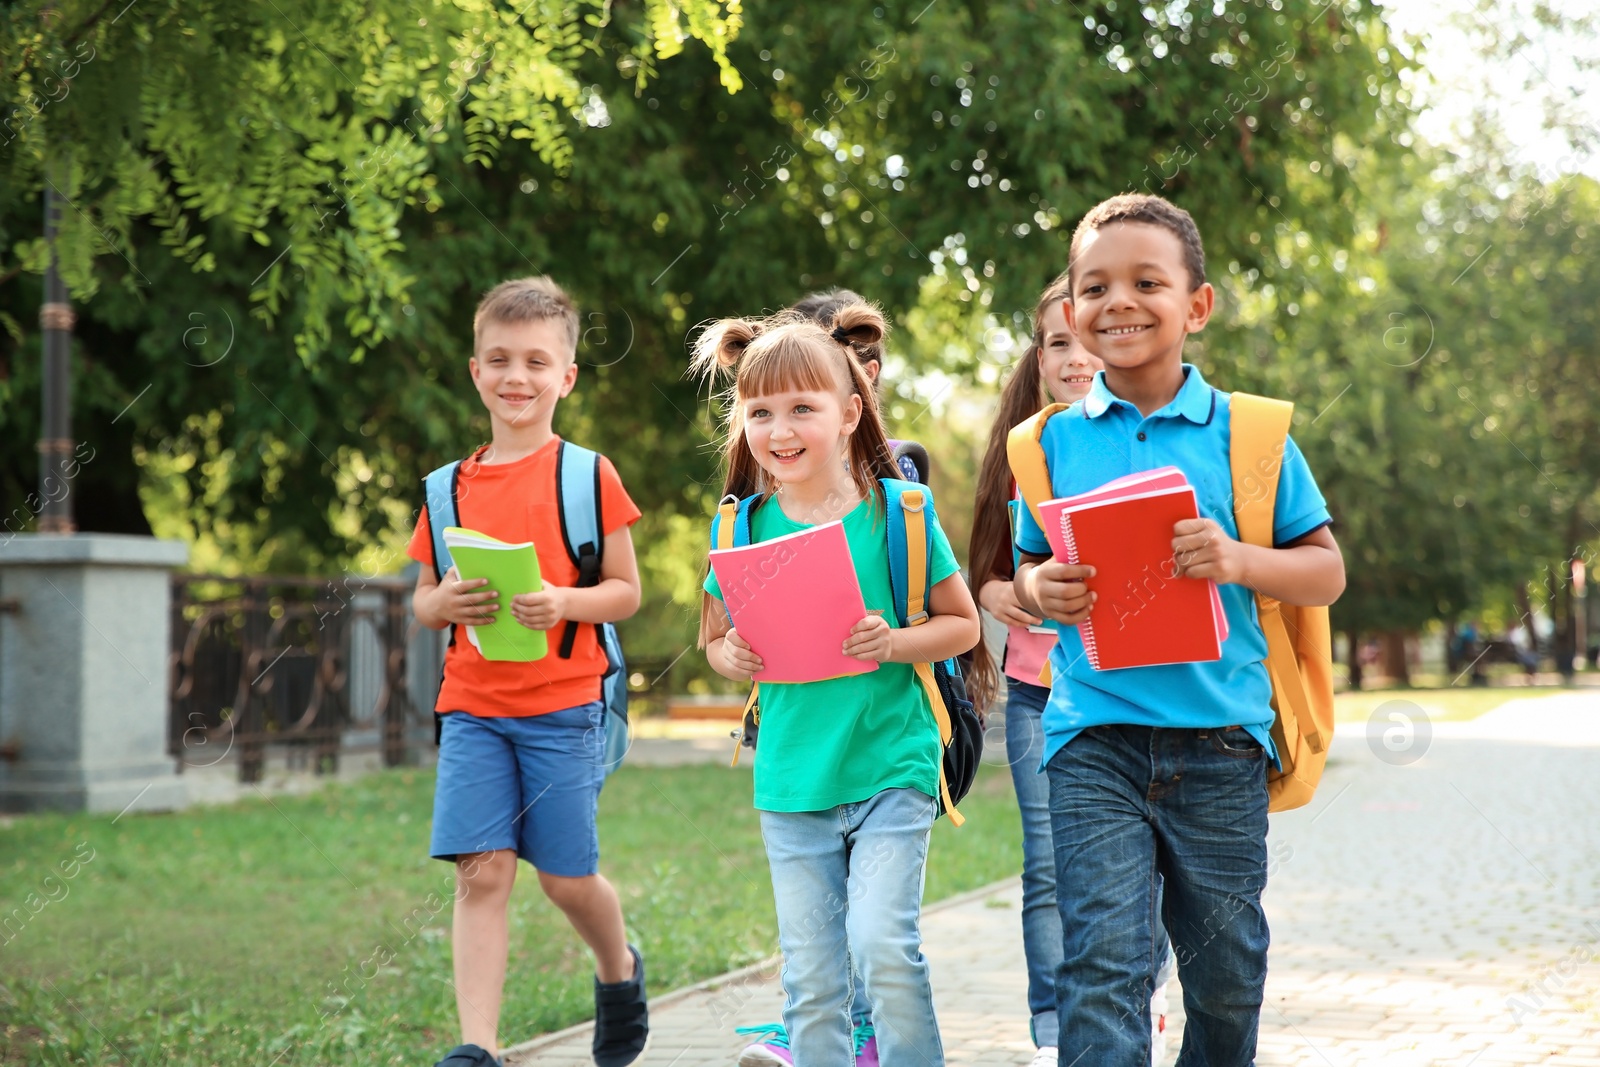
[720,627,765,679]
[708,520,877,684]
[843,612,894,662]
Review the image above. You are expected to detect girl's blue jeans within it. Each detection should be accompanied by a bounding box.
[1001,678,1065,1047]
[1005,680,1177,1050]
[760,787,944,1067]
[1048,723,1270,1067]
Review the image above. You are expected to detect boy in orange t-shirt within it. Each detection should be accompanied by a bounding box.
[407,276,646,1067]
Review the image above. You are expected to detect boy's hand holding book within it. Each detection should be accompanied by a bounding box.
[438,527,548,660]
[1171,517,1248,586]
[1024,561,1097,626]
[1026,472,1230,670]
[428,565,501,627]
[511,587,569,631]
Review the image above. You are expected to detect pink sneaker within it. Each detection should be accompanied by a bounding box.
[853,1021,879,1067]
[735,1024,792,1066]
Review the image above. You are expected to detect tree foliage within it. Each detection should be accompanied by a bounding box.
[0,0,743,540]
[20,0,1594,663]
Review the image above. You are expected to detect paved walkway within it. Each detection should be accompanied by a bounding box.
[508,694,1600,1065]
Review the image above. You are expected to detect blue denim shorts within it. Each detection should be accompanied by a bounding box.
[430,702,605,876]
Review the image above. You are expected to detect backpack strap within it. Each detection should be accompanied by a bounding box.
[903,489,929,625]
[710,492,761,552]
[555,441,605,660]
[423,461,463,581]
[1229,393,1322,755]
[883,480,911,623]
[729,685,760,768]
[712,494,740,551]
[1004,405,1071,687]
[1229,394,1292,549]
[711,491,762,766]
[423,459,465,748]
[1006,403,1072,531]
[883,479,964,826]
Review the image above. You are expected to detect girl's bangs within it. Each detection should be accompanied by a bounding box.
[737,333,841,400]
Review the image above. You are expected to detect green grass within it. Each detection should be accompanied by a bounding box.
[0,763,1023,1065]
[1333,684,1577,724]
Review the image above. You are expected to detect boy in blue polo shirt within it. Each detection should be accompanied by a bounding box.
[1013,194,1345,1067]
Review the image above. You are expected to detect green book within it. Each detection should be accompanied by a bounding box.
[442,527,548,662]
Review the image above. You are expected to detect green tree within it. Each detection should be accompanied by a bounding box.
[0,0,743,540]
[1202,141,1600,682]
[2,1,1417,667]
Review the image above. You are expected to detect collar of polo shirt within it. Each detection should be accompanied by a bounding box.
[1081,363,1216,425]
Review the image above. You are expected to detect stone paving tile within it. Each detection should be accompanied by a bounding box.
[509,697,1600,1065]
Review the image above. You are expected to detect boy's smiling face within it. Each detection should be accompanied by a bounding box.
[470,317,577,433]
[1066,221,1214,377]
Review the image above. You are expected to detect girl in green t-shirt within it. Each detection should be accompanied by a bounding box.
[693,301,981,1067]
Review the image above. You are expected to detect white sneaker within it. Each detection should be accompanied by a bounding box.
[1149,982,1169,1066]
[1028,1047,1058,1067]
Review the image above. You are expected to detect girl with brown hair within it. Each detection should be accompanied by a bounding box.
[694,303,980,1067]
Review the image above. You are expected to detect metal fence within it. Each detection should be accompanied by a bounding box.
[168,574,437,782]
[168,572,677,782]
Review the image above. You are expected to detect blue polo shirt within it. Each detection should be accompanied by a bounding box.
[1014,364,1331,769]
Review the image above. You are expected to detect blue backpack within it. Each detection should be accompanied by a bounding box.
[710,479,982,824]
[424,442,629,776]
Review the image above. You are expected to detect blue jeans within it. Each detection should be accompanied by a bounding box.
[848,960,872,1024]
[761,788,944,1067]
[1048,725,1270,1067]
[1002,679,1063,1047]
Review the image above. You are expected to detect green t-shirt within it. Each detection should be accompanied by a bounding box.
[704,489,961,812]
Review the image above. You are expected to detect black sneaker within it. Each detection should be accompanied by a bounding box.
[434,1044,502,1067]
[592,943,648,1067]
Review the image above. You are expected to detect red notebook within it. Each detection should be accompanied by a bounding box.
[708,520,878,684]
[1039,478,1228,671]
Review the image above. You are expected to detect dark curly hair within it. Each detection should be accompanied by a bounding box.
[1069,193,1206,292]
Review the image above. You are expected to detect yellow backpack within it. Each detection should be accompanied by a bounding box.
[1005,393,1335,813]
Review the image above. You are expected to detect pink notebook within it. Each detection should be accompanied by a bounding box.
[709,520,878,684]
[1053,465,1188,508]
[1038,473,1229,670]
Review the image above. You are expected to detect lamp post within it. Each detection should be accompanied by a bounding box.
[38,177,75,533]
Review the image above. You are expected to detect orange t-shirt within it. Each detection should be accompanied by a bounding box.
[406,436,641,717]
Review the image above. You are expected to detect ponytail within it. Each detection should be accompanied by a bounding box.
[693,303,898,647]
[965,271,1072,713]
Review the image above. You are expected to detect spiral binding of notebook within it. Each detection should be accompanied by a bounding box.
[1057,511,1102,669]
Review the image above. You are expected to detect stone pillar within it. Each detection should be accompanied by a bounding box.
[0,534,188,814]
